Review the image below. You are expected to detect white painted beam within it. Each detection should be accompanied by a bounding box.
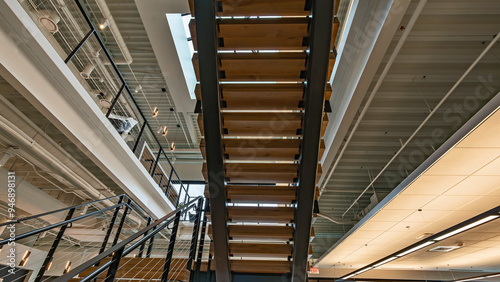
[0,0,174,218]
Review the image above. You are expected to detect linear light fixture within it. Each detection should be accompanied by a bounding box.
[343,267,373,280]
[435,215,499,241]
[340,207,500,280]
[372,256,397,267]
[455,273,500,282]
[396,241,435,257]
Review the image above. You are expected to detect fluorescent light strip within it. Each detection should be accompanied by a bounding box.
[341,212,500,280]
[435,215,499,241]
[396,241,435,257]
[342,267,373,280]
[372,256,398,268]
[455,273,500,282]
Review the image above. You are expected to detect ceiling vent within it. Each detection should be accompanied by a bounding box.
[37,10,60,33]
[429,243,464,253]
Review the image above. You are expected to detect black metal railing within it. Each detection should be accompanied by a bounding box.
[0,194,151,282]
[52,197,205,282]
[0,195,208,282]
[20,0,191,208]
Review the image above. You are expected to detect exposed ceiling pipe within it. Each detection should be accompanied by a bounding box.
[317,212,356,225]
[320,0,427,193]
[53,0,132,65]
[342,29,500,217]
[92,0,133,65]
[0,115,114,206]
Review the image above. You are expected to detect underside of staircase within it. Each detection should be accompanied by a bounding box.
[190,0,338,279]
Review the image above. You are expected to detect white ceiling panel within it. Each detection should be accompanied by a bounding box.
[444,175,500,196]
[425,148,500,176]
[404,175,465,195]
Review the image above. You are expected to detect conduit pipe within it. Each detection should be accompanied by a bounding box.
[317,212,356,225]
[342,29,500,217]
[55,0,132,65]
[93,0,133,65]
[319,0,427,196]
[0,115,114,207]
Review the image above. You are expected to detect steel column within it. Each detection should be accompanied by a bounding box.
[206,253,213,282]
[193,0,231,280]
[291,0,334,281]
[112,199,131,246]
[34,208,75,282]
[194,199,209,282]
[137,217,152,258]
[64,29,94,63]
[188,198,204,281]
[161,212,181,282]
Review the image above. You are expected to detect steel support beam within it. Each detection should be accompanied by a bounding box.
[292,0,334,281]
[193,0,231,281]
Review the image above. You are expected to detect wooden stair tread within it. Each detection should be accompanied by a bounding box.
[200,138,326,161]
[225,225,294,241]
[227,207,295,223]
[223,84,304,110]
[190,18,309,51]
[198,111,329,138]
[226,185,296,203]
[230,260,291,274]
[210,242,292,258]
[194,83,332,102]
[224,139,301,161]
[193,52,307,81]
[202,163,322,184]
[218,18,309,50]
[188,0,309,17]
[225,163,298,184]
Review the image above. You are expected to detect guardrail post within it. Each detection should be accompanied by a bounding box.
[161,211,181,282]
[64,29,94,64]
[104,247,124,282]
[97,196,124,260]
[206,252,213,282]
[150,148,163,175]
[146,225,157,258]
[112,199,131,246]
[194,199,209,281]
[188,198,204,281]
[34,208,75,282]
[137,217,152,258]
[132,122,147,154]
[106,84,125,118]
[166,169,174,198]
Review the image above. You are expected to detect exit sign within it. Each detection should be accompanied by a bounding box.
[310,267,319,274]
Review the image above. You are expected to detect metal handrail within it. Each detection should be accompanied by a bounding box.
[53,196,203,282]
[0,202,128,245]
[0,194,125,227]
[69,0,190,207]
